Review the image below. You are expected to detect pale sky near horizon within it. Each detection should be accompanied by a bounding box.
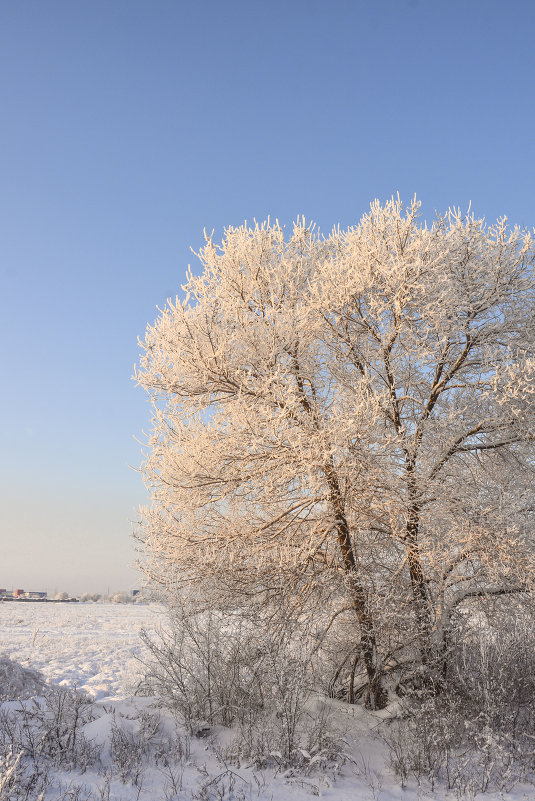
[1,0,534,595]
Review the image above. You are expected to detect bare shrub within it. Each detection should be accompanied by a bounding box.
[109,717,146,786]
[0,665,99,800]
[0,691,96,770]
[154,728,191,768]
[138,607,265,733]
[379,614,535,794]
[138,602,344,771]
[191,768,251,801]
[41,686,98,771]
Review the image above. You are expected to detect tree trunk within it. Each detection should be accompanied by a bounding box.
[406,503,432,648]
[325,462,388,709]
[404,460,434,663]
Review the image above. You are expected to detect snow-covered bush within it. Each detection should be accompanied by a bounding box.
[80,591,142,604]
[0,688,98,771]
[379,613,535,794]
[137,601,342,769]
[111,591,132,604]
[138,607,266,733]
[0,661,99,800]
[79,592,101,603]
[0,657,46,702]
[0,654,203,801]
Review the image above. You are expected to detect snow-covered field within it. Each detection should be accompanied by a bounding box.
[0,602,160,701]
[0,602,531,800]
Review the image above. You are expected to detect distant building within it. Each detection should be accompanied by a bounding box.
[0,589,48,600]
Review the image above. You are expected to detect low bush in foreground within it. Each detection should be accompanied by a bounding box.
[137,604,344,771]
[379,617,535,795]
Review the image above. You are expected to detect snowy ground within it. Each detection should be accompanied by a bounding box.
[0,601,159,701]
[0,602,532,800]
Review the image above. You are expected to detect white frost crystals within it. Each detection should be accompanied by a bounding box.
[135,196,535,708]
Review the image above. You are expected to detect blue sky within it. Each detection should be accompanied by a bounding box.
[1,0,534,594]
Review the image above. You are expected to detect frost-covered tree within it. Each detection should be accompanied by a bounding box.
[136,197,535,707]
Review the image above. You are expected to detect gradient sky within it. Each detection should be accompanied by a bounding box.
[1,0,534,595]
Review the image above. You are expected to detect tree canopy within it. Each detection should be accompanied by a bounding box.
[136,197,535,707]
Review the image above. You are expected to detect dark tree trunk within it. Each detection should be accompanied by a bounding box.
[404,460,434,664]
[325,462,388,710]
[406,503,432,648]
